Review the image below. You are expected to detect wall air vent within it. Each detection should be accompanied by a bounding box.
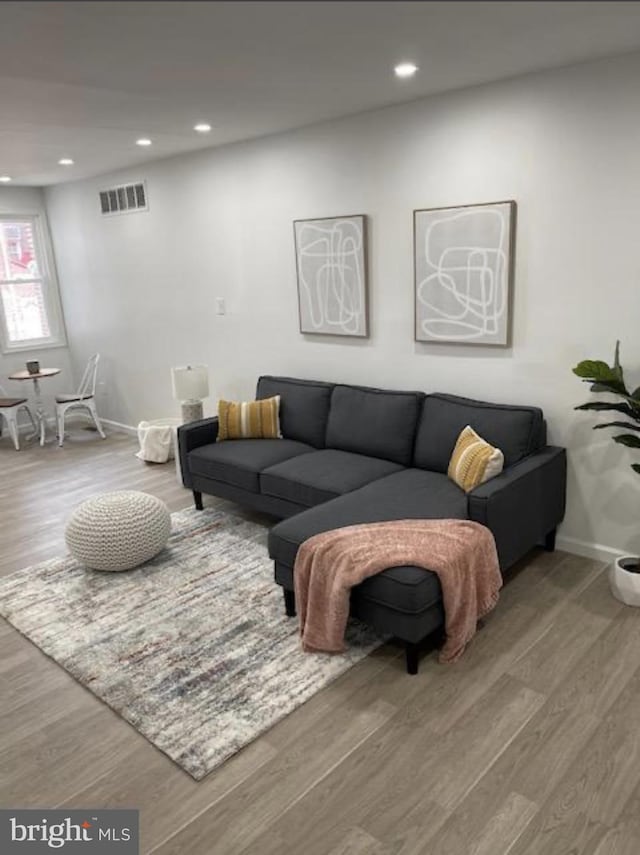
[99,181,148,216]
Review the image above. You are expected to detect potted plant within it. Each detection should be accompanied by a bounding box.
[573,341,640,605]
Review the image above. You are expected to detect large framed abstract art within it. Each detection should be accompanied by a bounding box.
[414,200,516,346]
[294,214,368,337]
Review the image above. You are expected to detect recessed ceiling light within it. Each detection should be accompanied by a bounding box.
[136,138,152,147]
[194,123,212,133]
[0,175,11,183]
[58,158,74,166]
[394,62,418,79]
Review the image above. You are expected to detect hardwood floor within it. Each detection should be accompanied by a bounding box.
[1,430,639,854]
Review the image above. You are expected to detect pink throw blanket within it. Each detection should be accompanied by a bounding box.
[294,519,501,664]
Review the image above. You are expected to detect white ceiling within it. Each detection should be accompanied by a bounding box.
[2,1,640,186]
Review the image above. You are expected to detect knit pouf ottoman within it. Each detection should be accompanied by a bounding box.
[65,490,171,572]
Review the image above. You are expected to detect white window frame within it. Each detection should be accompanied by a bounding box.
[0,212,67,354]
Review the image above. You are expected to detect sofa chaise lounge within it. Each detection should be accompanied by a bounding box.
[178,376,567,673]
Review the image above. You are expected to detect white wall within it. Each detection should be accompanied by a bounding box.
[0,186,72,417]
[45,51,640,559]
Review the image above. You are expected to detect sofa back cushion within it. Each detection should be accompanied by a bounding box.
[413,393,545,473]
[256,376,334,448]
[325,384,423,465]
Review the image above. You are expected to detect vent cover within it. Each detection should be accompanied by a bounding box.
[99,181,148,216]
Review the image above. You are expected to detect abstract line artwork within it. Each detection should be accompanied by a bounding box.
[294,215,368,337]
[414,201,515,345]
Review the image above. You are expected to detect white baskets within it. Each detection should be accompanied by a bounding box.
[136,418,181,463]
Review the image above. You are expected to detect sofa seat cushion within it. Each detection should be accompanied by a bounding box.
[276,558,443,616]
[270,469,468,614]
[268,467,468,604]
[188,439,313,493]
[261,450,403,508]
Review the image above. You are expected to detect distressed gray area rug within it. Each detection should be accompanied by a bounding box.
[0,508,381,779]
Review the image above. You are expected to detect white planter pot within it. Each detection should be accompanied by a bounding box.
[609,556,640,606]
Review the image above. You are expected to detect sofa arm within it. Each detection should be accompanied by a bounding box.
[177,417,219,488]
[467,446,567,571]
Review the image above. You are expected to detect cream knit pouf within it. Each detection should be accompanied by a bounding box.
[65,491,171,572]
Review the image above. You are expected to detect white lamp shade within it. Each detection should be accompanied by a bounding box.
[171,365,209,401]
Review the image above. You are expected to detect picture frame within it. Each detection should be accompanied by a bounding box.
[293,214,368,338]
[414,200,516,346]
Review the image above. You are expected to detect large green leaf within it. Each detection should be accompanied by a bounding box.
[577,382,640,408]
[573,359,615,379]
[613,434,640,449]
[573,358,628,394]
[593,421,640,432]
[575,402,636,416]
[592,379,628,395]
[586,379,630,397]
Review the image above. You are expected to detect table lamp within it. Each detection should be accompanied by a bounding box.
[171,364,209,423]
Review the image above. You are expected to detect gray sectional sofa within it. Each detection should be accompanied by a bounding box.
[177,375,567,673]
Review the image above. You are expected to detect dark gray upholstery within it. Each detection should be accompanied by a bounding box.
[190,474,307,519]
[268,468,468,569]
[274,559,445,643]
[274,555,443,615]
[256,376,334,448]
[177,417,219,489]
[348,590,445,645]
[188,438,313,493]
[325,385,423,465]
[469,445,567,569]
[261,449,402,508]
[413,393,545,473]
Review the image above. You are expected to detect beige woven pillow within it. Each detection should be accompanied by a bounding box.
[217,395,282,441]
[448,425,504,492]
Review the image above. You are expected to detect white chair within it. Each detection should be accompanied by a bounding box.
[56,353,106,447]
[0,385,37,451]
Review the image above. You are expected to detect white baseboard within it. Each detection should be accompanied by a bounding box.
[101,418,137,437]
[556,534,623,564]
[8,414,134,437]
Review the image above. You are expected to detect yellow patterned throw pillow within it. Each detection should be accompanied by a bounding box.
[217,396,282,441]
[448,425,504,493]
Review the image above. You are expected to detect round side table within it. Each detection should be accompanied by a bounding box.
[8,368,61,446]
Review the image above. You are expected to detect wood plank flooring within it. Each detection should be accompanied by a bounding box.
[1,430,639,854]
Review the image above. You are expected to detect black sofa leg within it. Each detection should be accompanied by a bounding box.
[284,588,296,618]
[544,528,557,552]
[193,491,203,511]
[405,642,420,675]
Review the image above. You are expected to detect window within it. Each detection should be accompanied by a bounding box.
[0,214,66,352]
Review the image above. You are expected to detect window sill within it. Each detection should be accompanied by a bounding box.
[1,338,68,356]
